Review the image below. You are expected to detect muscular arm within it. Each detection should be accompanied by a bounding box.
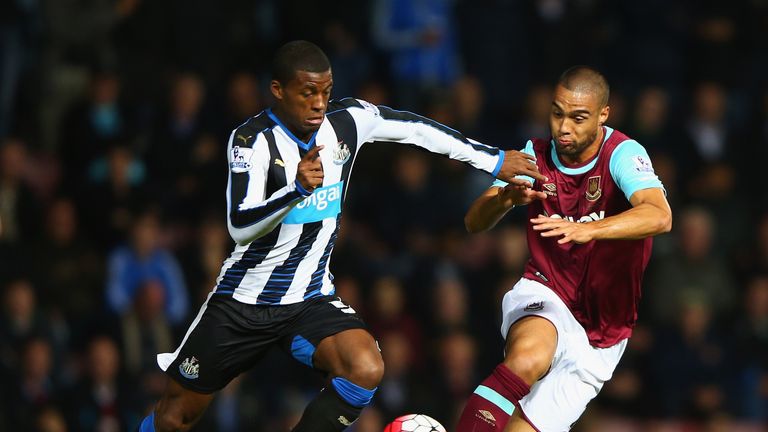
[465,185,547,233]
[589,187,672,240]
[531,187,672,244]
[349,101,543,184]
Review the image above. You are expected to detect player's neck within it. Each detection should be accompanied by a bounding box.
[561,126,604,165]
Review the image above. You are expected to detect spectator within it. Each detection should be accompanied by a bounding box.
[731,275,768,420]
[120,280,173,379]
[0,138,41,245]
[651,297,729,420]
[372,0,461,111]
[646,206,736,327]
[79,144,149,251]
[31,197,103,324]
[0,279,54,373]
[106,210,189,325]
[5,337,60,430]
[64,336,139,431]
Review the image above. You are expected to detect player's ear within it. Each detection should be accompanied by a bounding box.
[598,105,610,126]
[270,79,283,101]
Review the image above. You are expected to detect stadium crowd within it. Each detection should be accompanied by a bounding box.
[1,0,767,431]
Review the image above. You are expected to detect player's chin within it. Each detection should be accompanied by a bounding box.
[300,124,321,136]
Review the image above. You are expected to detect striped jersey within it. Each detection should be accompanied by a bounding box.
[216,98,506,305]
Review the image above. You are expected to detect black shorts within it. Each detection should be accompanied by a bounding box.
[158,294,368,393]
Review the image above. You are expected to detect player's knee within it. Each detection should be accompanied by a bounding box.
[348,351,384,389]
[155,409,193,432]
[503,346,552,385]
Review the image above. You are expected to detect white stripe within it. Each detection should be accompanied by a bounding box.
[232,224,303,304]
[281,217,336,304]
[157,292,213,371]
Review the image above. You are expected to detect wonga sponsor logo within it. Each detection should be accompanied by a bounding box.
[284,182,343,224]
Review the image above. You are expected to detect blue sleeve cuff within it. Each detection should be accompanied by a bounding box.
[491,150,505,177]
[294,179,312,196]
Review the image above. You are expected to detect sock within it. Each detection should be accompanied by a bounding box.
[456,364,531,432]
[139,413,155,432]
[291,378,377,431]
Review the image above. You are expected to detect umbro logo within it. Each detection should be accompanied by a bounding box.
[475,409,496,426]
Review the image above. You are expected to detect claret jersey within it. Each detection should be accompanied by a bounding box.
[217,98,506,305]
[494,127,664,347]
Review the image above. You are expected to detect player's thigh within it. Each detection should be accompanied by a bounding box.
[504,316,558,384]
[159,294,280,393]
[155,376,214,429]
[279,296,379,377]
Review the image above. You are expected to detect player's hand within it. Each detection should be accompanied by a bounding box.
[496,151,547,187]
[530,214,596,244]
[497,184,548,207]
[296,145,324,192]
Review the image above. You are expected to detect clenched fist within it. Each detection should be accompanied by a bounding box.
[296,145,324,192]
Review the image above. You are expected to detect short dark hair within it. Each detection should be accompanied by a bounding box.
[557,66,610,107]
[271,40,331,84]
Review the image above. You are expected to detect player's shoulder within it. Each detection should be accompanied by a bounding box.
[607,127,649,158]
[231,111,274,149]
[327,97,380,117]
[529,137,551,153]
[606,127,632,144]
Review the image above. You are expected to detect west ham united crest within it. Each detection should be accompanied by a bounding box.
[586,175,602,201]
[542,183,557,197]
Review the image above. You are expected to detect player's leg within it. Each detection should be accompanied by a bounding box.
[140,378,214,431]
[286,297,383,431]
[456,316,556,432]
[140,294,276,431]
[292,328,384,431]
[312,328,384,389]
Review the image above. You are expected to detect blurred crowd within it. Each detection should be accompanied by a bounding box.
[1,0,768,431]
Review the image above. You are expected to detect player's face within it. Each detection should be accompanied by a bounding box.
[271,69,333,141]
[550,85,610,163]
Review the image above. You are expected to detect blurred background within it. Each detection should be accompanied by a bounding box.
[1,0,768,431]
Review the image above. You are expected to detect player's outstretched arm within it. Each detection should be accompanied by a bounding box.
[531,187,672,244]
[349,100,545,183]
[465,185,547,233]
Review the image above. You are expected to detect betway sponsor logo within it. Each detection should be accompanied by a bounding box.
[547,211,605,223]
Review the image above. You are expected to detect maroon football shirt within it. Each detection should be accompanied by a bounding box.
[521,128,655,347]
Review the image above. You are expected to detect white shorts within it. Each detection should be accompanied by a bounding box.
[500,278,627,432]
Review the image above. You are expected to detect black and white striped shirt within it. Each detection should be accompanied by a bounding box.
[215,98,505,305]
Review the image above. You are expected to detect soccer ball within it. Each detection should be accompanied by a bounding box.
[383,414,446,432]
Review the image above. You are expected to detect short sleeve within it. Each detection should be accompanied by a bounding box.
[609,140,665,200]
